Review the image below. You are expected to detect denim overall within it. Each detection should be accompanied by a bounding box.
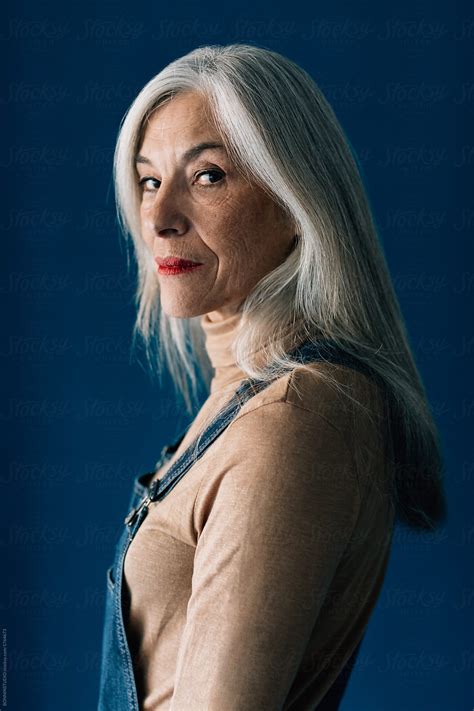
[97,339,377,711]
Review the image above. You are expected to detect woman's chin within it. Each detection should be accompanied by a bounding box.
[160,300,208,320]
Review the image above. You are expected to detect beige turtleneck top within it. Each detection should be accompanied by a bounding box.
[122,311,395,710]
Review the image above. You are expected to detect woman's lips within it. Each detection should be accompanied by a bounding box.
[154,257,204,276]
[158,264,202,275]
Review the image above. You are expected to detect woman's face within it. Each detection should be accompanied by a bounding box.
[136,90,296,322]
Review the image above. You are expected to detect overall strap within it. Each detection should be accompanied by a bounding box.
[153,424,192,472]
[281,338,377,381]
[145,374,270,504]
[123,376,266,532]
[124,338,376,532]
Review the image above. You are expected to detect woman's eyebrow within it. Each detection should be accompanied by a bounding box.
[135,142,226,168]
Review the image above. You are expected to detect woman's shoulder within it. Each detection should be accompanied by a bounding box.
[236,360,385,437]
[193,363,388,540]
[225,362,389,508]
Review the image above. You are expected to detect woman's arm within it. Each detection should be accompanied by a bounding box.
[169,399,362,711]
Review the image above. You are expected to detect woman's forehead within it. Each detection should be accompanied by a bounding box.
[140,95,223,153]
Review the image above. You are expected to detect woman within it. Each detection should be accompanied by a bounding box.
[97,43,447,710]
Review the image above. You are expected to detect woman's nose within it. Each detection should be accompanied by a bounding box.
[145,183,188,238]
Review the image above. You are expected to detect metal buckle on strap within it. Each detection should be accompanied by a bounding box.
[124,478,160,528]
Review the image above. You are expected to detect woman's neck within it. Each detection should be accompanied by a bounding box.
[200,310,307,395]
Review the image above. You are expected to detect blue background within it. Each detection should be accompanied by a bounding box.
[2,0,472,708]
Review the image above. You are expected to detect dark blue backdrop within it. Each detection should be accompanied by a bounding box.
[2,0,472,708]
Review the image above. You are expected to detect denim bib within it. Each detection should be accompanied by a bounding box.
[97,339,376,710]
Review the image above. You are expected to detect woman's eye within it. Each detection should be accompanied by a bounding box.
[138,177,160,192]
[194,170,225,186]
[138,170,225,193]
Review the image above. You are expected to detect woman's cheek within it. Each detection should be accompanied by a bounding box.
[139,226,153,251]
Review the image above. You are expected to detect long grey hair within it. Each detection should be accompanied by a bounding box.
[112,42,446,532]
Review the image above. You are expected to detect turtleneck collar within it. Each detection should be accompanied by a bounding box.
[200,310,306,395]
[200,311,247,394]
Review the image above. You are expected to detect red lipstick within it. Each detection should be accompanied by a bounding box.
[155,256,204,276]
